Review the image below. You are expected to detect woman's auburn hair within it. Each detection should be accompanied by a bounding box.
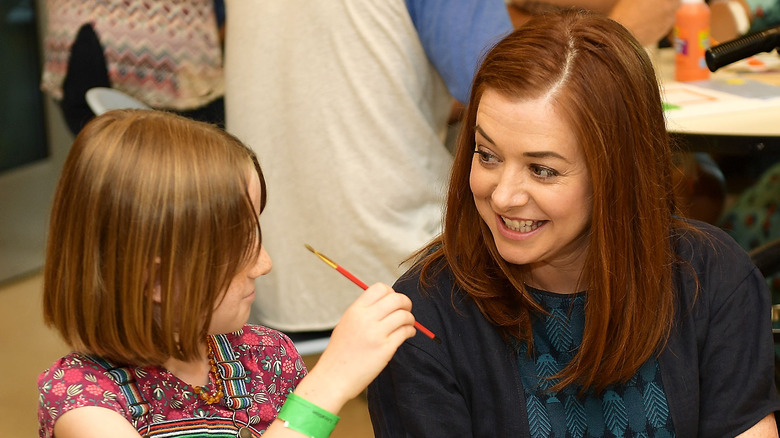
[43,109,266,365]
[417,10,695,391]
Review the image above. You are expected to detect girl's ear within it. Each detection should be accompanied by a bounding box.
[150,257,163,303]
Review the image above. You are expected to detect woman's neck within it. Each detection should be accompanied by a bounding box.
[526,264,586,294]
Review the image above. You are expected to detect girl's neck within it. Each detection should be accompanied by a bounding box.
[163,341,211,387]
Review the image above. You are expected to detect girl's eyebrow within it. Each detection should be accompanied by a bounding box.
[475,124,570,163]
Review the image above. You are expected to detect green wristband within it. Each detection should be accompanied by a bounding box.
[278,393,340,438]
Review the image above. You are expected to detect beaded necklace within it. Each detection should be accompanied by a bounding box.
[191,337,225,404]
[89,333,254,437]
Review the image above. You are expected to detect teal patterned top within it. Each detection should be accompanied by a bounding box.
[518,288,675,437]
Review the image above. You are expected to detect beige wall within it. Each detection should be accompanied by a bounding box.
[0,0,73,284]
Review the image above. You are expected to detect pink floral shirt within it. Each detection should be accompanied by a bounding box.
[38,325,307,437]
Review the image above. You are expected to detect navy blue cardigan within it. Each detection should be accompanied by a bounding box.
[368,222,780,437]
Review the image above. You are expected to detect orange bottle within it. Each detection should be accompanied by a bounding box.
[674,0,711,81]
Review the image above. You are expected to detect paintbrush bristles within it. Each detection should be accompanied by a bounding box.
[304,244,338,269]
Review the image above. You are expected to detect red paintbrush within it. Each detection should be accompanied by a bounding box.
[305,244,441,344]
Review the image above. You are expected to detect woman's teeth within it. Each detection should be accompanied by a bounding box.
[502,217,542,232]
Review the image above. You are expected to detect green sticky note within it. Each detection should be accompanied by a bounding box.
[662,102,681,111]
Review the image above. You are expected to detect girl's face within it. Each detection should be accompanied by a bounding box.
[208,170,272,334]
[470,89,593,290]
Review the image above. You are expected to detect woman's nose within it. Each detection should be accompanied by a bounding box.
[491,173,530,210]
[250,245,272,278]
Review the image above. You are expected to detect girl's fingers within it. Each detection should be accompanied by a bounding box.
[333,282,415,353]
[360,284,412,316]
[356,282,395,305]
[388,323,417,347]
[376,307,416,335]
[381,311,417,347]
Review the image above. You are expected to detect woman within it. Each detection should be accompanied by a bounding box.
[38,110,416,437]
[368,10,780,437]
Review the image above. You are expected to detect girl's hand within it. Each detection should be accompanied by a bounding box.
[290,283,415,413]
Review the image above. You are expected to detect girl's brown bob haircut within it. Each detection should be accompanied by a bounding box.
[43,109,266,365]
[416,10,695,391]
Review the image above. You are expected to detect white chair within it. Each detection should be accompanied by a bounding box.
[85,87,150,115]
[286,330,332,356]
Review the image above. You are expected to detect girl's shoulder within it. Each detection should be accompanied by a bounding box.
[226,325,308,394]
[39,352,124,390]
[226,325,306,368]
[227,324,297,351]
[38,353,130,437]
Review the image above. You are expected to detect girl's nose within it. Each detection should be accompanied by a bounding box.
[250,245,272,278]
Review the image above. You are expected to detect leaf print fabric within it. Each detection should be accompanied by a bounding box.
[518,288,675,438]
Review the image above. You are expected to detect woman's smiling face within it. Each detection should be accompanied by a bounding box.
[470,88,593,288]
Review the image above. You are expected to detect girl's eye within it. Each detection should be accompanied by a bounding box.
[531,164,558,179]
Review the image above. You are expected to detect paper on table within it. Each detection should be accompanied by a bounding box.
[662,78,780,122]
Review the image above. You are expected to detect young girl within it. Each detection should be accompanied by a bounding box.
[38,109,416,437]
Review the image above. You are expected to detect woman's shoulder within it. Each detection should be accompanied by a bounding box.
[396,253,455,288]
[393,256,487,329]
[394,257,465,304]
[674,219,754,268]
[673,219,764,304]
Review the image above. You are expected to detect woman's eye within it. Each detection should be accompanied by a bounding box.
[474,148,499,164]
[531,164,558,178]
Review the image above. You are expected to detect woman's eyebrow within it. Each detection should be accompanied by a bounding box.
[475,124,569,163]
[475,125,495,145]
[523,150,569,162]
